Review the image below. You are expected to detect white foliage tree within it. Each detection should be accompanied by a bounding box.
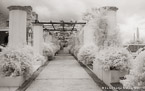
[121,51,145,88]
[82,7,121,49]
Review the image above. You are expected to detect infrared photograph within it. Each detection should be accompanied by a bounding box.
[0,0,145,91]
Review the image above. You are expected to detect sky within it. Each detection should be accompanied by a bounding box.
[0,0,145,44]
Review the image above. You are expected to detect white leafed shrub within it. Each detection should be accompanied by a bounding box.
[34,54,45,62]
[69,46,74,54]
[43,43,54,57]
[95,47,132,71]
[121,51,145,89]
[69,45,76,55]
[77,44,98,64]
[43,42,60,57]
[0,46,33,80]
[73,45,82,58]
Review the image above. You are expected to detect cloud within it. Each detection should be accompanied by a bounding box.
[0,0,87,21]
[0,0,145,44]
[36,0,87,21]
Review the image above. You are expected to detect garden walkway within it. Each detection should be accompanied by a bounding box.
[25,54,103,91]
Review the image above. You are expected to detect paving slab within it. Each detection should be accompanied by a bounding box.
[26,55,102,91]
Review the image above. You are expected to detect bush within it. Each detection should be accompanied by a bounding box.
[73,45,82,57]
[77,44,98,65]
[69,45,75,55]
[95,47,132,71]
[120,51,145,89]
[43,43,54,57]
[43,42,60,57]
[0,47,33,80]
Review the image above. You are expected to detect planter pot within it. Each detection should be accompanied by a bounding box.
[102,70,128,86]
[0,76,24,87]
[93,61,103,80]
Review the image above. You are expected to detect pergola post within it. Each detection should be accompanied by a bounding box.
[44,32,52,43]
[99,6,118,36]
[33,24,44,55]
[8,6,31,48]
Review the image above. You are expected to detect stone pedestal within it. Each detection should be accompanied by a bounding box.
[83,20,96,45]
[99,6,119,46]
[44,32,52,43]
[8,6,32,48]
[93,60,128,87]
[99,6,118,33]
[33,24,44,55]
[102,70,128,87]
[93,61,103,80]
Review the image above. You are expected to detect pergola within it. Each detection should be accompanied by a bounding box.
[32,20,86,46]
[33,20,86,32]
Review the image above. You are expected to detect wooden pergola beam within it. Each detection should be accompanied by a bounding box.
[33,21,86,25]
[37,21,86,32]
[62,21,65,31]
[43,28,77,31]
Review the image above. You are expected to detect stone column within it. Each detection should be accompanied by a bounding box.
[98,6,120,46]
[99,6,118,36]
[83,20,96,45]
[45,32,52,43]
[8,6,31,48]
[33,24,44,55]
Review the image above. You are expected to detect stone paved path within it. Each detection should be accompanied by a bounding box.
[26,54,102,91]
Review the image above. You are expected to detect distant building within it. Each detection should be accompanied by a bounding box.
[124,27,145,53]
[124,44,145,52]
